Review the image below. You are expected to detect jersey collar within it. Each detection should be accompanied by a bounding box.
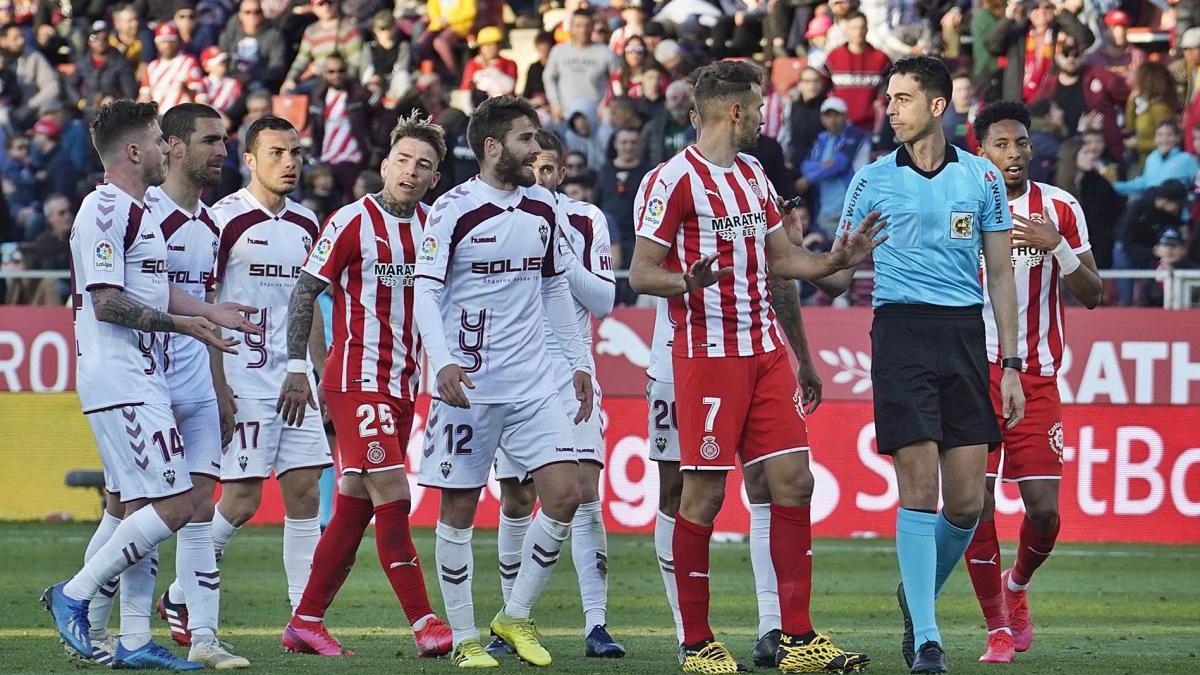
[895,143,958,179]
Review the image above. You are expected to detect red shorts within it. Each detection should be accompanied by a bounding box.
[673,349,810,471]
[987,365,1064,481]
[324,389,415,475]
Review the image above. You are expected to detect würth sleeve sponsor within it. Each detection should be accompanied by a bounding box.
[980,162,1013,232]
[635,165,689,247]
[74,193,128,291]
[839,170,871,235]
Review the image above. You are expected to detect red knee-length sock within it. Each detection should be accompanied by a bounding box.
[770,504,814,636]
[1012,515,1059,587]
[963,519,1008,632]
[673,514,714,645]
[295,493,374,620]
[374,499,435,626]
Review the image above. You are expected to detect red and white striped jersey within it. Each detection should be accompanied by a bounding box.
[204,75,242,114]
[320,89,362,165]
[983,181,1090,377]
[302,195,429,399]
[140,52,205,110]
[211,188,320,399]
[144,186,221,404]
[69,184,171,412]
[634,146,786,359]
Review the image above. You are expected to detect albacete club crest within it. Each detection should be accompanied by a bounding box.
[238,454,249,471]
[699,435,720,461]
[440,460,452,478]
[539,222,550,245]
[163,469,176,486]
[301,234,312,252]
[366,441,386,464]
[655,436,667,451]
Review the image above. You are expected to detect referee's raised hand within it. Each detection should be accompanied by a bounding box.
[830,210,888,269]
[682,254,733,292]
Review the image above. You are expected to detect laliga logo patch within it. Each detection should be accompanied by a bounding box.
[366,441,386,464]
[655,436,667,451]
[699,435,720,461]
[418,234,438,263]
[312,237,333,264]
[1048,421,1064,461]
[645,196,666,227]
[238,454,249,470]
[163,469,176,486]
[440,460,452,478]
[94,241,115,272]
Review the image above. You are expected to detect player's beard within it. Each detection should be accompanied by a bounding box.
[142,155,168,186]
[184,155,222,188]
[496,144,535,188]
[735,124,760,153]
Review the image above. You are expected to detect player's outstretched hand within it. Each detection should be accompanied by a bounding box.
[207,302,265,335]
[276,372,316,427]
[177,315,241,354]
[216,383,237,448]
[572,370,594,424]
[1000,367,1026,430]
[683,254,733,292]
[1011,209,1062,252]
[830,210,887,269]
[437,364,474,409]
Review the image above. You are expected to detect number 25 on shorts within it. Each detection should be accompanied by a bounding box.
[356,403,396,437]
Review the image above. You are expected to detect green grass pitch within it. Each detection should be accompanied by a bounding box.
[2,523,1198,673]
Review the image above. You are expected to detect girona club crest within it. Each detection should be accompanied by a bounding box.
[366,441,386,464]
[1048,421,1064,462]
[699,435,720,461]
[792,388,806,419]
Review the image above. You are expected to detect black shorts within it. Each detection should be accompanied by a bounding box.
[870,303,1000,455]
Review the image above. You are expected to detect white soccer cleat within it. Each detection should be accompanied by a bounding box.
[188,639,250,669]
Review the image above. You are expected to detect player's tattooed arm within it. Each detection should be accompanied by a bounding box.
[286,271,328,361]
[769,276,823,414]
[91,287,176,332]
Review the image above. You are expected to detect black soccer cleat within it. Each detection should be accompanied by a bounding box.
[485,634,515,656]
[898,581,915,668]
[584,624,625,658]
[910,640,947,674]
[751,628,781,667]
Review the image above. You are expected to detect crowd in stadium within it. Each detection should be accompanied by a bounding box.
[0,0,1198,306]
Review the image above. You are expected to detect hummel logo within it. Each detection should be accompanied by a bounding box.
[471,235,497,244]
[168,244,186,252]
[140,232,155,240]
[248,238,268,245]
[968,555,998,566]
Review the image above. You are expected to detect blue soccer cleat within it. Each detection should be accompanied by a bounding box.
[42,580,91,659]
[112,640,204,670]
[584,624,626,658]
[485,634,515,657]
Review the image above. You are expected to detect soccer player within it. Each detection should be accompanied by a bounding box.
[965,100,1102,664]
[145,103,249,668]
[413,95,595,669]
[836,56,1025,673]
[277,113,454,658]
[487,128,621,659]
[629,60,882,674]
[207,116,333,615]
[43,99,259,669]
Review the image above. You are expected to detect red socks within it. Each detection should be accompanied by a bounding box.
[374,499,435,626]
[673,514,714,645]
[964,519,1008,631]
[770,504,814,636]
[1012,515,1059,587]
[295,493,374,620]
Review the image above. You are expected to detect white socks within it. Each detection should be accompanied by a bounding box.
[65,506,173,601]
[505,512,569,620]
[749,502,781,637]
[435,521,477,645]
[118,545,159,651]
[654,510,684,644]
[211,508,239,561]
[497,512,531,604]
[572,501,608,632]
[84,511,122,640]
[175,522,220,641]
[283,516,321,612]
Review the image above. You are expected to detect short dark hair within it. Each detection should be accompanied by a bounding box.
[692,60,761,121]
[1,22,20,35]
[161,103,221,144]
[389,111,447,163]
[888,56,952,103]
[90,99,160,159]
[244,115,296,154]
[1156,119,1181,135]
[466,95,539,160]
[562,174,594,190]
[844,11,866,22]
[535,129,565,164]
[974,100,1031,143]
[572,7,595,19]
[535,30,555,46]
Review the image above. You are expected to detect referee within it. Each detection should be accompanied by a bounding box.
[836,56,1025,674]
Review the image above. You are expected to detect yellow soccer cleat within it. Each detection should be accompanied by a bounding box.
[776,633,871,673]
[680,640,740,674]
[489,610,551,667]
[451,639,500,669]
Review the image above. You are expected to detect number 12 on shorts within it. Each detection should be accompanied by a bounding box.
[702,397,721,433]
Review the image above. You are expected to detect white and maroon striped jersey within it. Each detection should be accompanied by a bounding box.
[320,89,362,165]
[144,186,220,405]
[69,184,171,413]
[983,180,1090,377]
[204,75,242,114]
[140,53,205,110]
[646,297,675,383]
[414,178,569,404]
[301,195,429,399]
[543,195,614,373]
[634,146,787,359]
[212,188,320,399]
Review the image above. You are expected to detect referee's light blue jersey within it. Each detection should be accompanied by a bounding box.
[840,144,1012,308]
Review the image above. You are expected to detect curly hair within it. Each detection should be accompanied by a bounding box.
[974,100,1032,143]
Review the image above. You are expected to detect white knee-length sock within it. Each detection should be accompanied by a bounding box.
[283,516,321,612]
[84,512,122,640]
[497,512,531,604]
[175,522,220,642]
[749,502,781,637]
[571,500,609,632]
[435,521,477,645]
[65,507,172,602]
[505,512,570,619]
[118,545,159,651]
[654,510,684,644]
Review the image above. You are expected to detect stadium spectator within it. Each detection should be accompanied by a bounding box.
[350,167,382,200]
[561,172,593,203]
[640,79,695,165]
[1027,98,1063,184]
[33,20,71,68]
[30,193,71,272]
[1032,38,1127,162]
[71,21,138,111]
[941,70,976,149]
[971,0,1005,101]
[29,116,79,211]
[984,0,1093,103]
[283,0,363,93]
[821,0,857,51]
[0,22,61,118]
[543,8,620,123]
[140,23,206,109]
[2,242,58,305]
[796,96,869,235]
[1085,9,1144,87]
[520,30,555,105]
[1,133,39,238]
[709,0,767,60]
[1148,227,1194,306]
[109,4,153,71]
[787,66,828,172]
[219,0,289,91]
[1175,27,1200,153]
[593,126,650,270]
[641,20,666,55]
[417,0,475,80]
[171,1,208,56]
[308,52,371,201]
[631,63,667,120]
[610,35,651,101]
[1113,179,1188,305]
[823,12,890,131]
[201,45,242,114]
[460,26,517,102]
[1064,134,1123,268]
[653,39,689,80]
[1113,121,1199,197]
[804,13,833,70]
[1124,63,1182,171]
[609,0,649,54]
[360,10,412,106]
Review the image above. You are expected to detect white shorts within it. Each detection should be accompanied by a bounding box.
[419,392,576,490]
[647,379,680,463]
[173,399,221,479]
[220,398,333,481]
[90,403,193,502]
[494,379,604,481]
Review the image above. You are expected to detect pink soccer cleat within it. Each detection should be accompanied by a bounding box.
[978,630,1015,663]
[157,592,192,647]
[413,616,453,657]
[282,618,354,656]
[1002,569,1034,652]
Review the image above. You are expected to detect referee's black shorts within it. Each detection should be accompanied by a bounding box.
[870,303,1000,455]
